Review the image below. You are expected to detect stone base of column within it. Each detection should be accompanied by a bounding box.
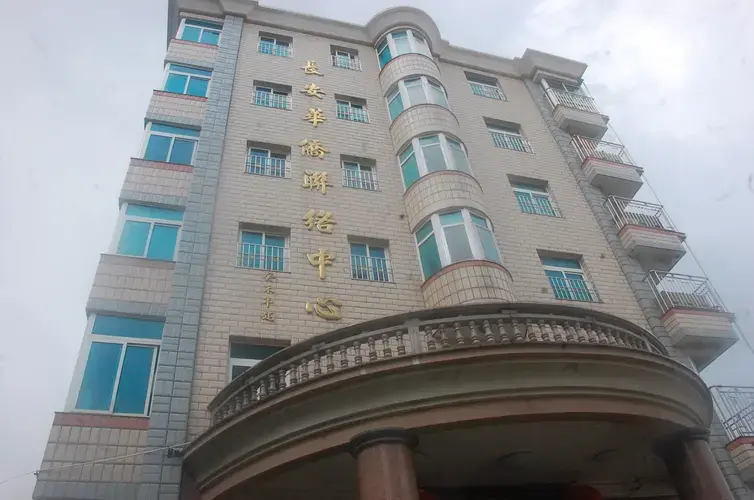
[349,429,420,500]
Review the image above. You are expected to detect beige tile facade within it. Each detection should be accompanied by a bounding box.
[121,158,193,202]
[88,254,174,306]
[146,91,208,122]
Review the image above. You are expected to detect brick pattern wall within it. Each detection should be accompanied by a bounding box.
[120,158,192,206]
[165,39,217,69]
[146,91,208,125]
[422,261,516,307]
[582,157,643,187]
[88,254,174,306]
[403,170,486,231]
[619,226,686,257]
[389,104,461,152]
[379,53,441,90]
[663,309,736,343]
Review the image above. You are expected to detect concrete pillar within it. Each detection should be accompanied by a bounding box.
[349,429,420,500]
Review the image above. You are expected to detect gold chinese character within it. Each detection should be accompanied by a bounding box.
[263,272,276,282]
[305,297,342,321]
[261,310,275,322]
[301,61,323,76]
[299,139,328,159]
[306,249,334,280]
[264,283,274,294]
[300,83,325,99]
[304,108,326,127]
[303,170,332,194]
[303,209,336,233]
[263,295,274,308]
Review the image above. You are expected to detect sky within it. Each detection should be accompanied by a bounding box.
[0,0,752,497]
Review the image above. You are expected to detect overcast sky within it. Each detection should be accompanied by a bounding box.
[1,0,752,496]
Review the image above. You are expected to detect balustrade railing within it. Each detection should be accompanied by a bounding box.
[254,90,291,110]
[237,243,288,272]
[572,136,635,166]
[342,169,378,191]
[210,304,667,424]
[332,54,362,71]
[545,88,601,114]
[712,386,754,441]
[646,271,726,313]
[606,196,678,232]
[490,131,532,153]
[245,155,289,178]
[258,41,292,57]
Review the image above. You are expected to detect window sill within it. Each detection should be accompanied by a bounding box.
[336,117,370,124]
[171,38,219,49]
[421,259,512,290]
[101,253,176,270]
[518,210,562,219]
[153,89,208,102]
[235,265,290,274]
[252,103,292,111]
[131,157,195,172]
[54,411,150,429]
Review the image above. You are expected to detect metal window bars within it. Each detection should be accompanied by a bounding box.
[489,131,532,153]
[253,90,291,110]
[545,87,601,114]
[331,54,362,71]
[336,105,369,123]
[245,155,290,178]
[571,136,636,166]
[606,196,678,232]
[469,82,504,100]
[516,196,558,217]
[646,271,726,314]
[342,169,378,191]
[711,386,754,441]
[350,255,392,282]
[257,40,292,57]
[547,275,598,302]
[237,243,289,272]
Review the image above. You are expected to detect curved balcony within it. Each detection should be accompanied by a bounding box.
[184,303,712,500]
[404,170,485,231]
[390,104,460,155]
[379,52,441,91]
[421,260,515,307]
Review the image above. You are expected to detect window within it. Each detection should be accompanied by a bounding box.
[487,123,531,153]
[398,134,471,189]
[386,76,449,120]
[178,19,221,45]
[246,147,288,178]
[414,210,501,280]
[541,256,595,302]
[336,98,369,123]
[229,342,283,381]
[331,47,361,70]
[466,73,505,100]
[142,123,200,165]
[258,35,291,57]
[350,243,391,282]
[163,64,211,97]
[238,230,287,271]
[376,29,432,68]
[115,204,183,261]
[72,315,163,416]
[254,85,291,110]
[512,183,557,217]
[342,160,378,191]
[545,79,584,94]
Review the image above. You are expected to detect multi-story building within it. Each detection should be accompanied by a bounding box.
[32,1,751,499]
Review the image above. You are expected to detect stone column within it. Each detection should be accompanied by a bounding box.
[657,428,734,500]
[349,429,420,500]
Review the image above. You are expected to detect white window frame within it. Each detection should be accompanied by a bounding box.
[254,85,292,110]
[342,160,378,190]
[246,147,289,178]
[487,124,532,153]
[336,99,369,122]
[237,230,289,272]
[258,36,293,57]
[541,259,598,302]
[349,242,392,282]
[376,28,432,66]
[386,76,449,118]
[65,314,161,416]
[161,63,212,97]
[544,78,584,94]
[109,203,183,260]
[398,133,472,181]
[467,77,505,100]
[177,18,222,45]
[228,355,262,382]
[415,209,500,278]
[139,122,199,165]
[512,183,557,216]
[332,50,361,70]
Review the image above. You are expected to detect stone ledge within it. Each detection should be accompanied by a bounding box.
[152,90,209,102]
[53,411,150,430]
[98,253,177,270]
[129,157,194,173]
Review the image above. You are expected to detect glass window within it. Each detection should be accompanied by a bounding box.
[350,243,390,282]
[428,81,448,107]
[471,214,501,263]
[376,29,432,68]
[229,342,283,381]
[377,38,392,68]
[419,136,446,172]
[397,134,472,189]
[412,31,431,57]
[342,161,377,190]
[246,148,287,178]
[404,79,427,105]
[387,77,448,121]
[399,146,420,189]
[74,315,163,415]
[488,125,530,153]
[513,183,556,216]
[238,231,287,271]
[415,221,442,280]
[180,19,222,46]
[392,31,410,55]
[541,257,594,302]
[446,139,471,174]
[388,88,404,120]
[440,212,474,262]
[258,35,291,57]
[143,123,200,165]
[116,204,183,260]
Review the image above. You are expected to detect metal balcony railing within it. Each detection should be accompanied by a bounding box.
[237,243,288,272]
[711,386,754,441]
[245,155,290,178]
[469,82,505,100]
[546,88,601,114]
[342,169,379,191]
[258,41,292,57]
[253,90,291,110]
[332,54,362,71]
[547,276,598,302]
[336,105,369,123]
[606,196,678,232]
[489,131,532,153]
[572,136,636,166]
[350,255,392,282]
[646,271,727,314]
[209,302,668,424]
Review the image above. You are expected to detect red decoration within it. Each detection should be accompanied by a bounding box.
[565,485,602,500]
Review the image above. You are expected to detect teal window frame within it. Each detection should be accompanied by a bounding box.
[258,36,291,57]
[238,230,287,272]
[512,183,557,217]
[229,342,284,381]
[115,204,183,261]
[142,122,200,165]
[541,256,596,302]
[386,77,449,122]
[72,314,163,416]
[163,64,212,97]
[398,134,472,190]
[350,243,391,282]
[179,19,222,46]
[376,29,432,69]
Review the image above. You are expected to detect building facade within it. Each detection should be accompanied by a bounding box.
[33,1,750,499]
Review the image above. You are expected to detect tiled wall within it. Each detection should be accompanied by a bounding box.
[88,254,174,306]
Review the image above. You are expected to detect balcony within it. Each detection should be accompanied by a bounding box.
[572,136,643,198]
[712,386,754,484]
[545,88,609,138]
[184,302,714,500]
[606,196,686,272]
[647,271,736,369]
